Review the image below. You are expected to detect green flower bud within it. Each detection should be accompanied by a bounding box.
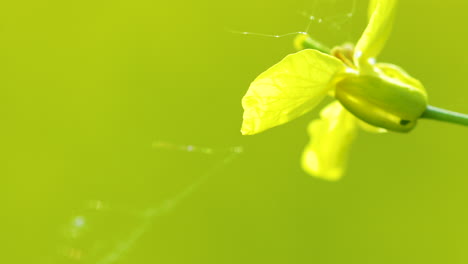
[335,73,428,132]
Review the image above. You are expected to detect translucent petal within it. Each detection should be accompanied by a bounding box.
[354,0,398,69]
[241,49,345,135]
[301,101,357,181]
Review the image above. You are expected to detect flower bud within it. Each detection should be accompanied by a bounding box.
[335,73,427,132]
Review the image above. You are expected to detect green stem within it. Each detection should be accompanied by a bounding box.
[421,105,468,127]
[301,35,331,54]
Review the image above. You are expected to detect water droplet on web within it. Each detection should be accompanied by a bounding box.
[48,142,243,264]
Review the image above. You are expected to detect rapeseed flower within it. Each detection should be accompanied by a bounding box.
[241,0,428,180]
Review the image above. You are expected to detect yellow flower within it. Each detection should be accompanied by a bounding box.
[241,0,428,180]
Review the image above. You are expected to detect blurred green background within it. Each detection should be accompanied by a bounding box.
[2,0,468,263]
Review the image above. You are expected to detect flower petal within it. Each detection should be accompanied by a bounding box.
[367,0,378,19]
[241,49,345,135]
[354,0,398,69]
[301,101,357,181]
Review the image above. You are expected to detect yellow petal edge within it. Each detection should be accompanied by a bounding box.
[241,50,345,135]
[301,101,357,181]
[354,0,398,69]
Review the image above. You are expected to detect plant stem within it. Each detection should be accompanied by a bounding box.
[421,105,468,127]
[301,35,331,54]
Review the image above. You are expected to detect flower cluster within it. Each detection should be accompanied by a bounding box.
[241,0,427,180]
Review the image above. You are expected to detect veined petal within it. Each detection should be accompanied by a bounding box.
[301,101,357,181]
[241,49,345,135]
[354,0,398,69]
